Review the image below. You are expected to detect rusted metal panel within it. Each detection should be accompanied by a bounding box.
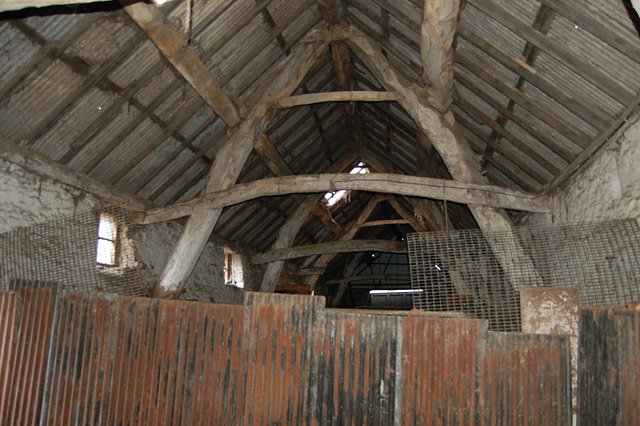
[578,307,640,425]
[42,292,245,425]
[477,331,572,425]
[401,309,485,425]
[0,287,56,426]
[243,292,325,426]
[318,310,401,425]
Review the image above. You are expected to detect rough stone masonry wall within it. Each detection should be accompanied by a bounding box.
[524,110,640,226]
[0,158,99,233]
[0,159,256,303]
[130,221,261,304]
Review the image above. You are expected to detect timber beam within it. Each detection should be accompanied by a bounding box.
[421,0,461,114]
[120,0,242,127]
[253,239,407,264]
[130,173,549,224]
[276,91,401,108]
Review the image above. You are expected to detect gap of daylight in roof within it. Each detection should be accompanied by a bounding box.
[324,162,369,206]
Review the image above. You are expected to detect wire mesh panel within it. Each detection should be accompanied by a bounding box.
[407,220,640,331]
[0,204,147,297]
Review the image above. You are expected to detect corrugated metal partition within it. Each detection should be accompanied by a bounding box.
[243,292,325,426]
[319,310,401,425]
[43,292,245,425]
[0,287,55,426]
[401,311,484,425]
[1,288,577,425]
[578,307,640,424]
[477,332,572,425]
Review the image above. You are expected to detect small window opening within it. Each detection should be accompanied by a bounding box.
[324,162,369,206]
[224,248,244,288]
[96,211,118,266]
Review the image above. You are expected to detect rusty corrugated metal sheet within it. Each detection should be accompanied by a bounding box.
[0,287,56,425]
[1,287,579,425]
[319,310,401,425]
[243,292,325,425]
[401,310,485,425]
[578,307,640,424]
[42,292,245,425]
[477,331,572,425]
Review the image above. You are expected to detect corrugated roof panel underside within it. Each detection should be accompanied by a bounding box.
[133,66,179,107]
[116,137,187,192]
[194,0,260,53]
[23,12,85,43]
[0,23,38,89]
[87,117,163,181]
[180,105,216,139]
[152,82,202,125]
[0,60,83,141]
[545,14,637,113]
[520,79,599,139]
[460,3,529,61]
[107,39,163,88]
[66,13,137,66]
[454,38,522,94]
[30,88,118,160]
[511,104,584,158]
[65,105,146,170]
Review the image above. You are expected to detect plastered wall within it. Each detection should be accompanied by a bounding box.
[0,159,99,233]
[523,111,640,226]
[0,159,257,302]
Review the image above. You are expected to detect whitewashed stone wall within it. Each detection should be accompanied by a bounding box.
[0,159,257,303]
[130,221,254,304]
[0,159,99,233]
[523,111,640,226]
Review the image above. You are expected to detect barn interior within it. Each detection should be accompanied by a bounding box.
[1,0,640,423]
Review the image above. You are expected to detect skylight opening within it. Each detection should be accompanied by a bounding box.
[324,162,369,206]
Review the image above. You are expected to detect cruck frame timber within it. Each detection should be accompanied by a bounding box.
[138,19,331,298]
[342,24,544,289]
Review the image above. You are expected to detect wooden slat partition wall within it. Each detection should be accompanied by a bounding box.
[477,332,572,425]
[319,311,401,425]
[243,292,325,426]
[0,287,56,426]
[578,308,640,424]
[42,292,245,425]
[401,311,485,425]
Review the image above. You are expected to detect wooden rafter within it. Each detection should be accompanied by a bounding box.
[120,0,242,128]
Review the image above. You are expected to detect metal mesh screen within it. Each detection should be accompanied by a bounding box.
[407,220,640,331]
[0,204,147,297]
